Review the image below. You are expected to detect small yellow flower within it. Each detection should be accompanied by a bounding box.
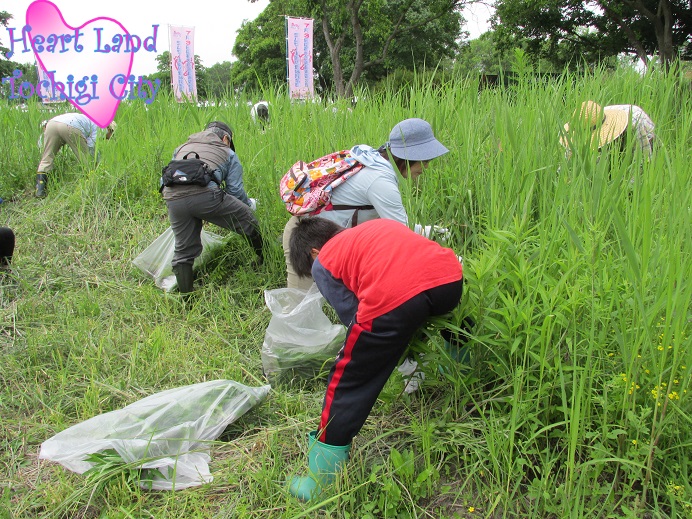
[658,346,664,351]
[668,392,679,400]
[632,439,637,445]
[468,507,475,513]
[645,369,650,374]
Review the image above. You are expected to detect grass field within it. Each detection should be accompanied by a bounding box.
[0,64,690,518]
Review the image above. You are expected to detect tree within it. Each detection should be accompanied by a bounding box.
[240,0,465,97]
[1,11,10,47]
[206,61,234,99]
[1,11,39,99]
[1,11,17,79]
[455,31,514,76]
[233,0,291,92]
[492,0,692,70]
[308,0,465,97]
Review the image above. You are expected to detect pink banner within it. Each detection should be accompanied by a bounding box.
[169,25,197,102]
[286,17,314,100]
[37,64,62,103]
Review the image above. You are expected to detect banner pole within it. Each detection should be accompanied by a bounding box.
[285,16,289,100]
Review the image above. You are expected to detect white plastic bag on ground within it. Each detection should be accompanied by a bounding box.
[39,380,271,490]
[132,227,225,292]
[261,284,346,383]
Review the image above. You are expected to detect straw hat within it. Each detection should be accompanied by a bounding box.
[561,100,630,150]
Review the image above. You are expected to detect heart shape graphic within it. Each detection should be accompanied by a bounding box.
[26,0,133,128]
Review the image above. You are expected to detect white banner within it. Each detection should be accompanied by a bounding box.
[169,26,197,102]
[286,17,314,100]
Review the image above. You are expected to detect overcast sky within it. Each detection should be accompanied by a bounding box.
[5,0,490,77]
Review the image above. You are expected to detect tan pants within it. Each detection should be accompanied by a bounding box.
[37,121,90,173]
[282,215,316,290]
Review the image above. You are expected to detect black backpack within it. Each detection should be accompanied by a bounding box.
[160,152,214,190]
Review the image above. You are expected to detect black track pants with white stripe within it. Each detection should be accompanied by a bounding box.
[317,279,463,446]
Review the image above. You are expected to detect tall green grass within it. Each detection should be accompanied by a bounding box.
[0,64,690,518]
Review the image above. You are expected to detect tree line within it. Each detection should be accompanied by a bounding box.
[3,2,691,101]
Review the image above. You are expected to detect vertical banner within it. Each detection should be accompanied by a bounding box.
[286,17,314,100]
[37,64,61,103]
[169,26,197,102]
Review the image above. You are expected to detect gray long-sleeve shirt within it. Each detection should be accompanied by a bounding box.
[312,144,408,228]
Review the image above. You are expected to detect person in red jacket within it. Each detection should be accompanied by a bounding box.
[287,217,463,501]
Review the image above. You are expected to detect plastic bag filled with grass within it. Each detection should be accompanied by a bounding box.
[261,284,346,384]
[39,380,270,490]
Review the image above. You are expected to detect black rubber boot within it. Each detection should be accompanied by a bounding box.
[35,174,48,198]
[172,263,194,294]
[248,231,264,266]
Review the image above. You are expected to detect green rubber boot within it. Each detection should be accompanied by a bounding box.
[288,431,350,501]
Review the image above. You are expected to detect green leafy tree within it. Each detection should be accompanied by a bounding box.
[455,31,514,76]
[1,10,11,52]
[492,0,692,70]
[205,61,234,99]
[308,0,465,97]
[1,11,18,79]
[1,11,39,100]
[239,0,466,97]
[233,0,291,92]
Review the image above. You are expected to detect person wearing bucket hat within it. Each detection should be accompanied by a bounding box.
[560,100,655,158]
[161,121,263,294]
[388,117,450,165]
[35,113,117,198]
[282,117,449,290]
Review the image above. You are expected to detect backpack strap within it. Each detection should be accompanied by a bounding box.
[330,204,375,226]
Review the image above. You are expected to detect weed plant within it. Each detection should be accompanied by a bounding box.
[0,63,690,518]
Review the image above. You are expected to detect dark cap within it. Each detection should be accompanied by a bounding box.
[206,121,233,138]
[206,121,235,151]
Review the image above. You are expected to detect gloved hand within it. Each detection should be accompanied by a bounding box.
[397,358,426,394]
[248,198,258,212]
[413,223,450,241]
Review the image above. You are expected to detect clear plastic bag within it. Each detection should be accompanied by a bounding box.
[261,284,346,384]
[39,380,270,490]
[132,227,224,292]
